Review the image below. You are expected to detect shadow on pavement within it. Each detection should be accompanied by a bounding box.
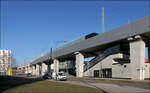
[0,75,42,93]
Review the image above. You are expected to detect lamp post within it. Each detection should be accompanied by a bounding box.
[50,40,53,59]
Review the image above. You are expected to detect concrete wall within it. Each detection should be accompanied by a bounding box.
[84,53,126,77]
[84,39,150,80]
[144,63,150,79]
[112,63,131,78]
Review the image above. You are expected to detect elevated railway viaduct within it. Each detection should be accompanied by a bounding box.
[25,16,150,80]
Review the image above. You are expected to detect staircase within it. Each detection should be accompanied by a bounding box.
[84,52,129,72]
[84,53,108,72]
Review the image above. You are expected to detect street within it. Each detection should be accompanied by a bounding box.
[50,79,150,93]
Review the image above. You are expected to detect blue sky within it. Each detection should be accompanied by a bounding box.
[1,0,150,65]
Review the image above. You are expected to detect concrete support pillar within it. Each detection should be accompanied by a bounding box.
[29,66,32,73]
[42,63,48,75]
[25,67,28,74]
[54,59,59,74]
[130,38,145,80]
[27,64,30,73]
[27,66,29,73]
[22,67,24,74]
[36,64,40,76]
[32,65,36,75]
[75,52,84,77]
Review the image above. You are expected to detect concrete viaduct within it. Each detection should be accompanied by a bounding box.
[24,16,150,80]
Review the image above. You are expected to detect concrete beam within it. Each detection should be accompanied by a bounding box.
[75,52,84,77]
[130,39,145,80]
[54,59,59,74]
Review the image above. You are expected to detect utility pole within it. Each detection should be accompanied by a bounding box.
[102,7,105,33]
[48,40,53,73]
[50,40,53,59]
[101,7,104,77]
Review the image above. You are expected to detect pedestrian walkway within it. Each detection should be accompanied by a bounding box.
[50,79,150,93]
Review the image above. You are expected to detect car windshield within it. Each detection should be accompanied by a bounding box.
[58,73,65,76]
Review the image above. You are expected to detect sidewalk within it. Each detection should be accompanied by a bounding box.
[69,76,150,84]
[53,77,150,93]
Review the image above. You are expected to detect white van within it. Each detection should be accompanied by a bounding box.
[56,72,67,81]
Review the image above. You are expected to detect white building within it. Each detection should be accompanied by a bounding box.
[0,50,11,75]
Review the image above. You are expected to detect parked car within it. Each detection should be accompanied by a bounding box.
[56,72,67,81]
[42,73,52,79]
[26,73,32,77]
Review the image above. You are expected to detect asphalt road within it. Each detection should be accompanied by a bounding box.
[50,79,150,93]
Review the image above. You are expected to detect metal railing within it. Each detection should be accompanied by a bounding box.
[84,53,106,72]
[84,50,124,72]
